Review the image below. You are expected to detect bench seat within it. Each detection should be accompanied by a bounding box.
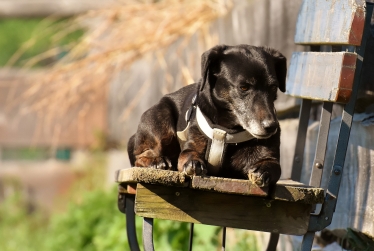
[116,167,324,235]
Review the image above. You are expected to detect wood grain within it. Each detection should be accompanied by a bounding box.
[135,184,312,235]
[115,167,189,187]
[191,176,268,196]
[294,0,365,45]
[286,52,357,103]
[273,180,324,204]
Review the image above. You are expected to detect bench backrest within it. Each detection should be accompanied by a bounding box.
[285,0,373,233]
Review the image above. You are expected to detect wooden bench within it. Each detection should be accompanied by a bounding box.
[116,1,374,250]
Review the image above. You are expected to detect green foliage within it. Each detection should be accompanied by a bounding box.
[229,229,259,251]
[0,190,47,251]
[0,150,259,251]
[0,184,260,251]
[45,186,134,251]
[0,18,83,67]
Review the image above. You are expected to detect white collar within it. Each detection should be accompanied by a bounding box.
[196,106,255,144]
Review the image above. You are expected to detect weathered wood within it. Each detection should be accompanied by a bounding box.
[191,176,268,196]
[273,180,324,204]
[286,52,357,103]
[135,184,312,235]
[300,116,374,237]
[115,167,189,187]
[294,0,366,45]
[116,168,324,203]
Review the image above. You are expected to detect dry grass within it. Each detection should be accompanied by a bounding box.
[14,0,231,118]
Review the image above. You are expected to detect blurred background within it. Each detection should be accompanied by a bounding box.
[0,0,373,250]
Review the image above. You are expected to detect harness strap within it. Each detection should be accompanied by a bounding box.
[195,107,255,143]
[195,106,255,172]
[176,97,256,173]
[207,128,227,173]
[176,122,190,142]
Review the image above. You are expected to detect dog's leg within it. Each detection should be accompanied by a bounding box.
[229,142,281,187]
[130,105,179,170]
[135,150,173,170]
[177,126,208,176]
[132,130,177,170]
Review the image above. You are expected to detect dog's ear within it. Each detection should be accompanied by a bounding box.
[200,45,227,91]
[262,47,287,92]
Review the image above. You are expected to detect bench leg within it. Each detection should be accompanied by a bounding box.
[301,231,315,251]
[222,227,226,251]
[143,217,155,251]
[189,223,194,251]
[125,195,141,251]
[266,233,279,251]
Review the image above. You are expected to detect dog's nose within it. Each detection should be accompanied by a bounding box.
[261,120,277,134]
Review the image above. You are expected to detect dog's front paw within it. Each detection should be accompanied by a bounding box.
[135,155,172,170]
[178,154,207,176]
[247,161,281,187]
[183,159,207,176]
[150,157,172,170]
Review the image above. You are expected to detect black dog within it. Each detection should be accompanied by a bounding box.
[127,44,286,187]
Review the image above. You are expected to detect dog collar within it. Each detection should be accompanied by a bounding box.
[196,106,255,173]
[196,106,255,144]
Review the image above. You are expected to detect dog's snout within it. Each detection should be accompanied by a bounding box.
[261,120,277,133]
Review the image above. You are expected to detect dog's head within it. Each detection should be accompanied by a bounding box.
[199,44,287,139]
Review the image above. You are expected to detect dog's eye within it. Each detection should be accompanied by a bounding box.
[240,85,249,91]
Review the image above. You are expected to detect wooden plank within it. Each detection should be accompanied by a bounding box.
[135,184,312,235]
[286,52,357,103]
[294,0,366,45]
[115,167,189,187]
[116,168,324,203]
[300,117,374,236]
[273,180,324,204]
[191,177,324,204]
[191,176,268,197]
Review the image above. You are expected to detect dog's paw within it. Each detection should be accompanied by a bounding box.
[135,156,172,170]
[247,161,281,187]
[182,159,207,176]
[150,157,172,170]
[248,170,271,187]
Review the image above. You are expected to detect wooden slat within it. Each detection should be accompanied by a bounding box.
[286,52,357,103]
[115,167,189,187]
[116,168,325,203]
[135,184,312,235]
[273,180,324,204]
[191,176,268,196]
[294,0,365,45]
